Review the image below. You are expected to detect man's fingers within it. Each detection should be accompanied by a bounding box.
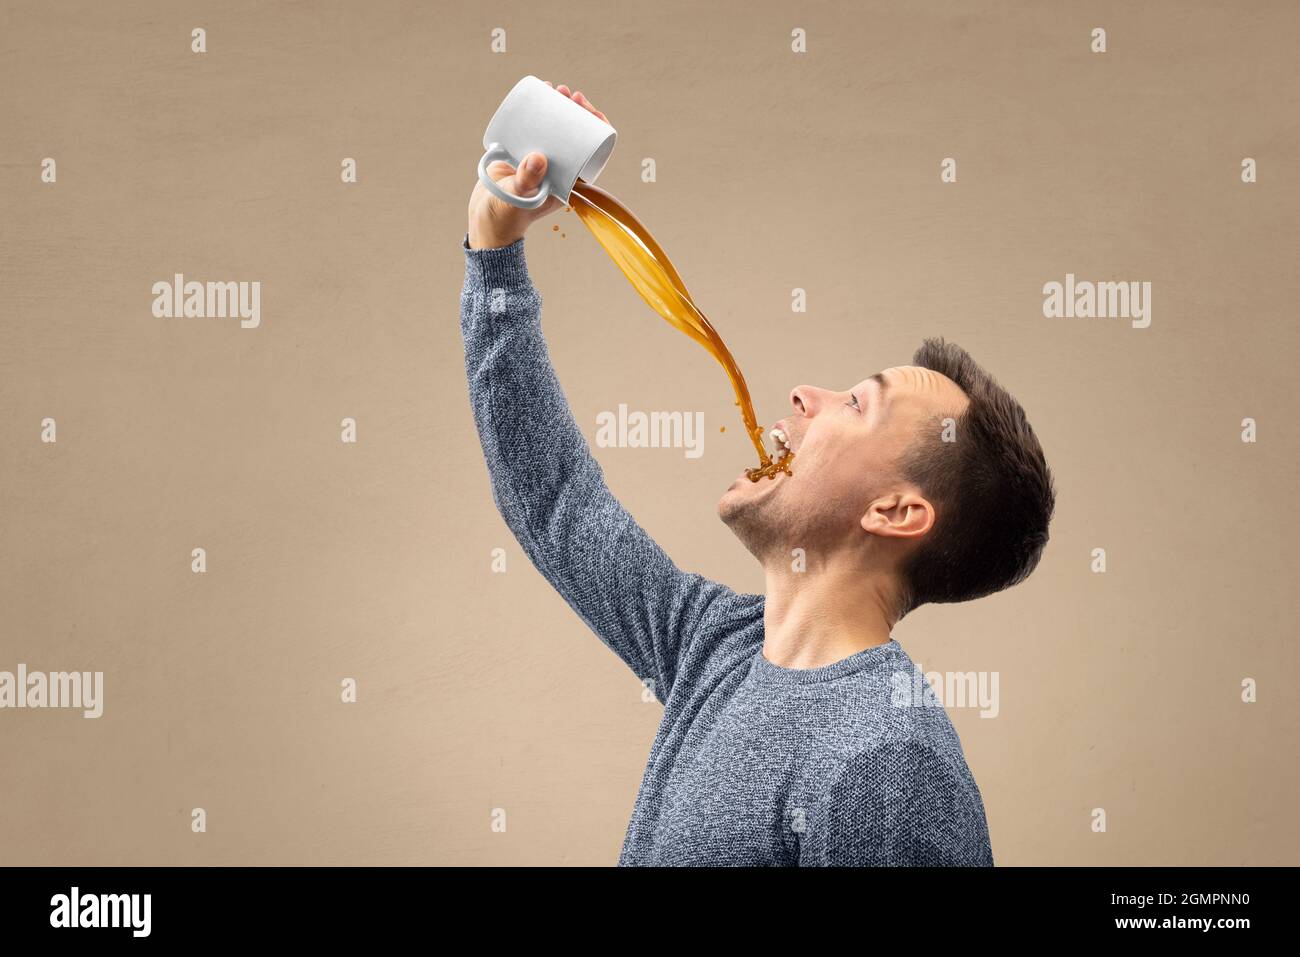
[573,90,607,123]
[543,81,608,122]
[512,151,547,195]
[485,150,547,197]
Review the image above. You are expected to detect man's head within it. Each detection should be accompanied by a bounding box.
[717,338,1055,619]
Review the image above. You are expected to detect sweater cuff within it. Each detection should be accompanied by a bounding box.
[462,233,533,292]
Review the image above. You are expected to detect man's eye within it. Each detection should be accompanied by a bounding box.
[845,393,860,410]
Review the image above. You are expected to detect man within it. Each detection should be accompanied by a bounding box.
[460,84,1055,865]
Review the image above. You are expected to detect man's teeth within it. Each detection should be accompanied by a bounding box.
[769,428,793,456]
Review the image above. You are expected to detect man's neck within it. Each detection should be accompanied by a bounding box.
[761,558,897,670]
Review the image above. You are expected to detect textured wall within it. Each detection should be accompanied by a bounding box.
[1,0,1296,865]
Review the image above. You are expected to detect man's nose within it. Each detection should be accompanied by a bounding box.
[789,385,826,417]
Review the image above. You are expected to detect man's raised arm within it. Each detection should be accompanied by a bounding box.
[459,231,734,703]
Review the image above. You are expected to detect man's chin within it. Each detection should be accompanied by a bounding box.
[717,465,788,525]
[718,473,793,560]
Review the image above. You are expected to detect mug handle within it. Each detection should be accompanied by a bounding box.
[477,142,552,210]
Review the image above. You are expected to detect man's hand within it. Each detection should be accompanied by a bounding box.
[466,83,610,250]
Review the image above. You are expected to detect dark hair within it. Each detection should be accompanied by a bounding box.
[897,338,1056,616]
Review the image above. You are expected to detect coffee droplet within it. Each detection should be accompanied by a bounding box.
[552,225,559,231]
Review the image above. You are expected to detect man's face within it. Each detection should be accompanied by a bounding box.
[717,365,970,560]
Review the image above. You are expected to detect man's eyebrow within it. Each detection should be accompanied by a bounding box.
[869,372,889,396]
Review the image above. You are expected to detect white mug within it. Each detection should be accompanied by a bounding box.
[477,75,618,209]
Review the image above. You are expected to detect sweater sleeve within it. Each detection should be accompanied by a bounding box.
[459,233,734,704]
[799,739,995,867]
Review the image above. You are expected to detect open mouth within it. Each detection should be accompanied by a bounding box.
[768,426,795,459]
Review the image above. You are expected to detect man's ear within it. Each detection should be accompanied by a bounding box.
[861,490,935,540]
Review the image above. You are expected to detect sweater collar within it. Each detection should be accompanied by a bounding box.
[750,639,901,686]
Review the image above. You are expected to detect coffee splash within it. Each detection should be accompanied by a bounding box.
[567,180,793,482]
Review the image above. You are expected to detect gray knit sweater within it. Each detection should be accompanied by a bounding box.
[460,234,994,866]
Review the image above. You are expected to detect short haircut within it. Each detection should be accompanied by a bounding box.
[897,338,1056,615]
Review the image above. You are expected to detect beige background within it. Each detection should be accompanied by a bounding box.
[2,0,1297,865]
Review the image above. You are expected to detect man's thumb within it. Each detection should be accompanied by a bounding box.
[515,152,547,194]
